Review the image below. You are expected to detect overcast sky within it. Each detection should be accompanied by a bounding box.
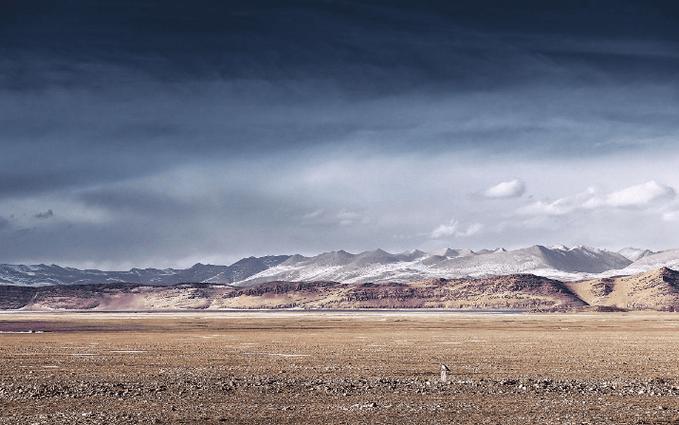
[2,1,679,268]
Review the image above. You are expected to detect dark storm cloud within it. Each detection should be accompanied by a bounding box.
[2,1,679,265]
[7,2,679,92]
[4,1,679,82]
[3,0,679,162]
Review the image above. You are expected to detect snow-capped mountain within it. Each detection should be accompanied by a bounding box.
[202,255,291,283]
[430,245,631,279]
[0,256,290,286]
[3,246,679,287]
[614,249,679,275]
[236,245,632,285]
[617,247,657,262]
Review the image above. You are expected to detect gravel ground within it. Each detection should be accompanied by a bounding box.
[1,311,679,424]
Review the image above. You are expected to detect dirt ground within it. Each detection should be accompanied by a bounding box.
[1,311,679,424]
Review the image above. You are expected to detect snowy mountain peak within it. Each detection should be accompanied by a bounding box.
[551,244,569,251]
[434,248,474,258]
[618,247,656,262]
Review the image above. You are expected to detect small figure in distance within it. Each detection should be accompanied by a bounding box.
[440,363,450,383]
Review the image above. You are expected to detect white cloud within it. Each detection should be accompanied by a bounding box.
[431,219,483,239]
[518,181,676,217]
[605,181,675,207]
[517,188,598,216]
[483,179,526,199]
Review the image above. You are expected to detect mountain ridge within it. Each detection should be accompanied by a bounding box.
[2,245,679,287]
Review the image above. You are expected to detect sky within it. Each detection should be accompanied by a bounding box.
[2,0,679,268]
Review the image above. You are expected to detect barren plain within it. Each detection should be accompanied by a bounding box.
[2,311,679,424]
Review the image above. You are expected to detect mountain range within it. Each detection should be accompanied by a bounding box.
[0,245,675,287]
[3,267,679,312]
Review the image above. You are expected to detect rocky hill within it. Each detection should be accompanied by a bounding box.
[0,273,591,311]
[4,267,679,312]
[566,267,679,311]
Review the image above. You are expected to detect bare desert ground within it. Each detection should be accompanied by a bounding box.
[2,311,679,424]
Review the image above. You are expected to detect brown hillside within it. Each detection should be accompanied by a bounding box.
[1,274,585,311]
[566,267,679,311]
